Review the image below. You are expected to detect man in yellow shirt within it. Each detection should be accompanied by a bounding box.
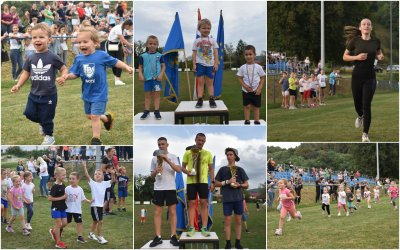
[182,133,215,237]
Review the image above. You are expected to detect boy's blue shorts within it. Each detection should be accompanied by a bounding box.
[1,198,8,208]
[223,200,243,216]
[196,63,214,79]
[84,101,107,115]
[118,188,128,198]
[144,80,162,92]
[51,209,67,219]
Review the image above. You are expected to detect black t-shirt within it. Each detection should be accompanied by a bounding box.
[47,158,56,177]
[347,36,381,79]
[102,156,113,167]
[23,50,65,96]
[346,192,354,202]
[215,166,249,203]
[29,9,40,22]
[50,183,67,210]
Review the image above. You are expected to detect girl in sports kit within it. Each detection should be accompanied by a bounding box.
[343,18,384,142]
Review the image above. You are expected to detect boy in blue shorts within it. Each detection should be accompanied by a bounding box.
[117,166,129,211]
[57,26,133,145]
[192,19,219,108]
[48,167,68,249]
[11,23,67,145]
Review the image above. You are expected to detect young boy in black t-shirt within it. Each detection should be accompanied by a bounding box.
[48,167,68,249]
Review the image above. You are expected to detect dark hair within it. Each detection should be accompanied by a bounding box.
[106,148,113,153]
[122,19,133,27]
[344,26,361,46]
[157,137,167,142]
[195,133,206,139]
[245,45,256,55]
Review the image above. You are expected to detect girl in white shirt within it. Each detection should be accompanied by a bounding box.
[38,157,49,197]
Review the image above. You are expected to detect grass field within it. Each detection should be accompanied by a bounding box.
[1,161,133,249]
[134,202,266,249]
[1,52,133,145]
[267,186,399,249]
[267,91,399,142]
[134,70,266,123]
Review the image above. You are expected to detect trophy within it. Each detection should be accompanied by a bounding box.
[230,165,238,187]
[153,150,166,176]
[190,146,201,182]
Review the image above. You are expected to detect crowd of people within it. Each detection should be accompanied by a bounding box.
[1,146,130,248]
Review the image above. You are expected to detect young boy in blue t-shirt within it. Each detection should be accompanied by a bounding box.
[57,26,133,145]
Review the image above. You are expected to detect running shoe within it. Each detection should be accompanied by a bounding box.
[355,116,364,128]
[140,110,150,120]
[170,235,179,246]
[149,236,162,247]
[103,112,114,131]
[201,227,210,237]
[362,133,370,142]
[154,110,162,120]
[195,98,203,108]
[42,135,55,145]
[186,227,195,237]
[89,232,98,241]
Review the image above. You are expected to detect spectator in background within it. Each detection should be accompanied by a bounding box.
[29,3,41,23]
[1,4,12,34]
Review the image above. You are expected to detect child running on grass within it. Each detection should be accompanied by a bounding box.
[82,160,115,244]
[11,23,68,145]
[49,167,68,249]
[65,171,93,243]
[356,189,362,208]
[274,179,302,236]
[138,35,165,120]
[374,185,380,203]
[6,176,30,236]
[364,186,371,209]
[22,171,35,230]
[1,168,10,224]
[321,187,331,217]
[346,187,356,213]
[388,181,398,210]
[237,45,266,125]
[56,26,133,145]
[337,185,348,216]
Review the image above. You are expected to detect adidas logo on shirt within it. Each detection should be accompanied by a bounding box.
[31,59,52,81]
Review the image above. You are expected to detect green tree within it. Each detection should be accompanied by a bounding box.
[234,39,247,67]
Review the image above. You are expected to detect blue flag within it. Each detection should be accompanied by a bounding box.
[163,12,184,103]
[176,157,187,236]
[213,10,224,98]
[206,156,216,230]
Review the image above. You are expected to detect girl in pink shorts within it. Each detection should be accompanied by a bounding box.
[275,179,302,236]
[337,185,348,216]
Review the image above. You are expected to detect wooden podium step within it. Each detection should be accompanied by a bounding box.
[178,232,219,249]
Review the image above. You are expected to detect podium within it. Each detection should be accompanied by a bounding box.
[178,232,219,249]
[174,101,229,124]
[134,112,175,124]
[141,240,179,249]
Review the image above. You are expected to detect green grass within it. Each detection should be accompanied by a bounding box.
[267,91,399,142]
[1,161,133,249]
[1,51,133,145]
[134,70,266,123]
[267,187,399,249]
[134,203,266,249]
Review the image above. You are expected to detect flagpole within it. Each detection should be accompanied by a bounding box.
[183,50,192,100]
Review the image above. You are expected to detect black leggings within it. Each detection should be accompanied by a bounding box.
[322,203,330,215]
[351,77,376,134]
[107,42,124,77]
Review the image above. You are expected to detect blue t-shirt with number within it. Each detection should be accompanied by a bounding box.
[69,50,118,102]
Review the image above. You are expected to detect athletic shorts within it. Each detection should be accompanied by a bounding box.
[196,63,214,79]
[51,209,67,219]
[311,90,317,98]
[11,206,24,216]
[84,101,106,115]
[67,212,83,223]
[187,183,209,200]
[223,201,243,216]
[91,206,103,221]
[282,90,289,96]
[337,202,346,208]
[118,188,128,198]
[242,91,261,107]
[242,212,247,221]
[303,90,311,98]
[152,190,178,206]
[289,89,296,96]
[104,187,116,201]
[1,198,8,208]
[144,79,162,92]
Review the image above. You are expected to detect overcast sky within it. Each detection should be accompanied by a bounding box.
[134,126,266,188]
[267,142,301,149]
[134,1,266,57]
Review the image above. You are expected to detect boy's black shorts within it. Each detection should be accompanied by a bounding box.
[152,190,178,207]
[242,91,261,107]
[67,212,83,223]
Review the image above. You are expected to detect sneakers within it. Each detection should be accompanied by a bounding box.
[289,106,297,110]
[244,120,250,125]
[25,223,32,230]
[200,227,210,237]
[186,227,195,237]
[77,236,86,243]
[254,120,261,125]
[235,242,244,249]
[103,112,114,131]
[225,241,232,249]
[39,125,44,136]
[149,236,162,247]
[89,232,98,241]
[140,110,150,120]
[286,216,292,222]
[274,228,282,236]
[50,228,56,241]
[97,236,108,244]
[154,110,162,120]
[209,97,217,108]
[6,225,14,233]
[296,211,302,220]
[55,241,67,249]
[170,235,179,246]
[368,205,371,209]
[91,137,102,145]
[362,133,370,142]
[42,135,55,145]
[346,211,349,216]
[337,212,341,216]
[195,98,203,108]
[115,80,126,86]
[22,228,31,236]
[355,116,364,128]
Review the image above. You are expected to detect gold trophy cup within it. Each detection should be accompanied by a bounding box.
[230,165,238,187]
[153,150,166,176]
[190,146,201,180]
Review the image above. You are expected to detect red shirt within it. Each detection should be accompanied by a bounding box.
[112,155,119,172]
[77,7,85,19]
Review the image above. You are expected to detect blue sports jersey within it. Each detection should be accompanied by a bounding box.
[69,50,118,102]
